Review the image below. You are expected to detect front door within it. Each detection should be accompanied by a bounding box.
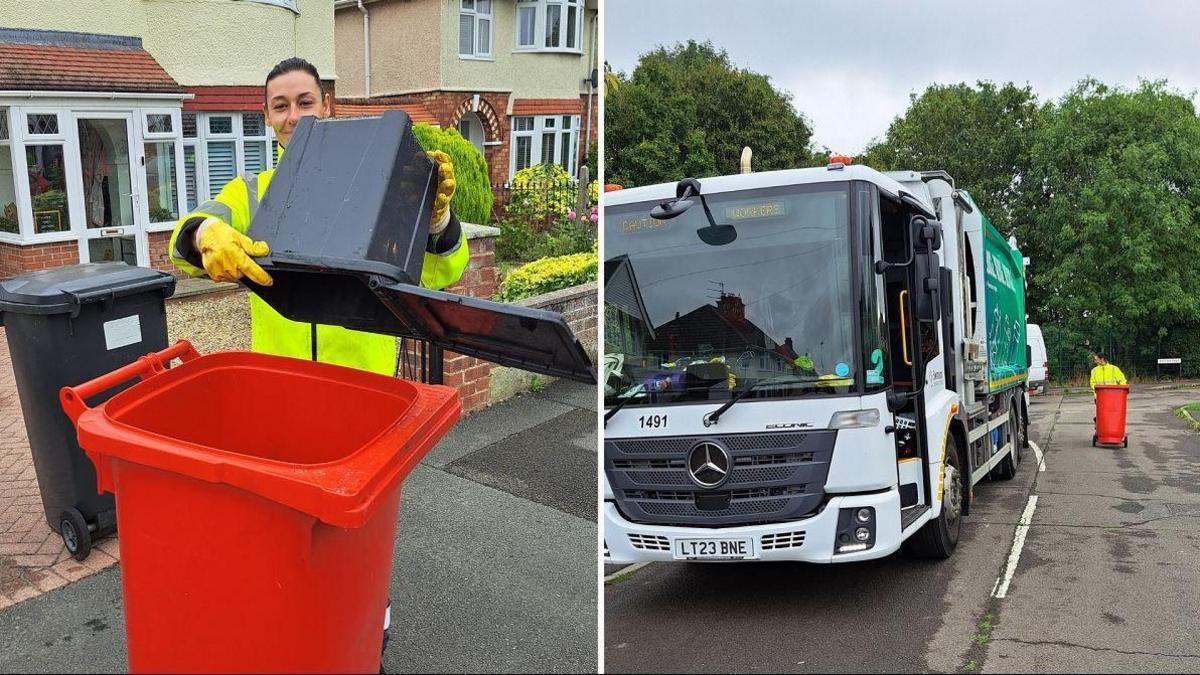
[73,113,146,266]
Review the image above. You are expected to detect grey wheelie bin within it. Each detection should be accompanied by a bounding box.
[0,262,175,560]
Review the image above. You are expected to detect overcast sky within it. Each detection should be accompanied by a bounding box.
[604,0,1200,155]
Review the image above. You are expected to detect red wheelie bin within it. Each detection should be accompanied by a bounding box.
[1093,384,1130,448]
[60,340,460,674]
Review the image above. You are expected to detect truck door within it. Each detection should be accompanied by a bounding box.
[878,196,945,513]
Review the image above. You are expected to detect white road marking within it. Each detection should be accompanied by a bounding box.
[605,561,651,583]
[993,495,1039,599]
[1030,440,1045,472]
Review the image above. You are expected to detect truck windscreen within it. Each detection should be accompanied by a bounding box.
[604,183,856,408]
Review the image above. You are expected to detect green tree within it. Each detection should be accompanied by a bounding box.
[604,41,813,187]
[861,81,1042,232]
[1015,79,1200,352]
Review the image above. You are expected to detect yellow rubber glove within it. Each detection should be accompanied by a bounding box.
[196,218,273,286]
[427,150,456,233]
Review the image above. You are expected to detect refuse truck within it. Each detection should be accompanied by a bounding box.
[602,161,1029,563]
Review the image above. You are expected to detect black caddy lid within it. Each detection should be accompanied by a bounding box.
[249,274,595,383]
[0,262,176,317]
[371,280,597,384]
[247,111,436,287]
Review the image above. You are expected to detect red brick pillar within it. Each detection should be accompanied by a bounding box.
[439,223,500,414]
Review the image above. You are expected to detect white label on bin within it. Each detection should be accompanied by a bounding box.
[103,315,142,351]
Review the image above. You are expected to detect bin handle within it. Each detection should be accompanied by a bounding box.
[60,340,201,424]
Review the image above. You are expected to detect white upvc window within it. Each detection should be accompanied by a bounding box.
[510,114,579,177]
[0,108,18,236]
[515,0,583,53]
[140,109,184,228]
[182,111,277,211]
[459,0,492,59]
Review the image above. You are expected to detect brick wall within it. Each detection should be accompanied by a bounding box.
[0,241,80,278]
[146,231,181,275]
[487,281,597,405]
[519,282,598,352]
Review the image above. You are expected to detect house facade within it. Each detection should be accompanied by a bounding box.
[0,0,334,278]
[334,0,599,186]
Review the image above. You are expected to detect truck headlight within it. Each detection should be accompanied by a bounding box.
[835,506,876,554]
[828,409,881,429]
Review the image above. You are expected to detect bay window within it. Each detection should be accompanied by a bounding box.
[182,111,277,210]
[0,109,16,234]
[515,0,583,53]
[511,114,580,176]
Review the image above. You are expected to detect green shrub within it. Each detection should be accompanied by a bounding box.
[496,208,596,263]
[506,163,576,227]
[412,123,494,224]
[496,218,541,261]
[497,250,597,302]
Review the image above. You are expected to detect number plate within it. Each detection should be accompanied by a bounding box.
[673,537,755,561]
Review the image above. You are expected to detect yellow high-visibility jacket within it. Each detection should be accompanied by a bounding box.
[168,163,469,375]
[1089,363,1127,390]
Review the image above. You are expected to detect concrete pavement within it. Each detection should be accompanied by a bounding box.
[605,387,1200,673]
[0,380,598,674]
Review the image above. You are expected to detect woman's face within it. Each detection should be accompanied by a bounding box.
[265,70,330,148]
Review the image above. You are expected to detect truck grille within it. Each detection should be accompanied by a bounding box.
[627,534,671,551]
[761,530,806,550]
[605,431,836,527]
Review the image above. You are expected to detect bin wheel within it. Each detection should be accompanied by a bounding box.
[1092,435,1097,448]
[59,508,91,561]
[1123,436,1129,448]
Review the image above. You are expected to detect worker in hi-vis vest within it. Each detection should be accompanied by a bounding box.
[1089,352,1128,391]
[169,57,468,375]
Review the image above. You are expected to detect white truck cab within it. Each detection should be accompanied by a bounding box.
[603,164,1029,564]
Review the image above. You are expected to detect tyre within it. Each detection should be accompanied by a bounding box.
[994,407,1021,480]
[1092,434,1098,447]
[904,433,962,559]
[1123,436,1128,448]
[59,508,91,562]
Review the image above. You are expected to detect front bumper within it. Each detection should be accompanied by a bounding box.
[603,487,904,564]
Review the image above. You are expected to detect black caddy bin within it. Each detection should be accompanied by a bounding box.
[0,262,175,560]
[243,112,597,385]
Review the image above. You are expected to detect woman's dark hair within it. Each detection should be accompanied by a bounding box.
[1095,352,1107,361]
[265,57,324,98]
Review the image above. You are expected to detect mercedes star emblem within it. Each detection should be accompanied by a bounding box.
[687,441,730,489]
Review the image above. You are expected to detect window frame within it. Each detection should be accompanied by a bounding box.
[0,107,20,239]
[509,114,580,177]
[186,111,278,208]
[458,0,493,60]
[139,108,186,232]
[513,0,584,54]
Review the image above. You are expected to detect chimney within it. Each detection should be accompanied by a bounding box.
[716,293,745,322]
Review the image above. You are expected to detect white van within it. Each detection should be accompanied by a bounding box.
[1027,323,1048,394]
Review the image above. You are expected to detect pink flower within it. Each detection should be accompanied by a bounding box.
[567,210,577,220]
[589,213,598,222]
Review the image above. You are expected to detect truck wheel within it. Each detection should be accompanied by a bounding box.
[904,434,962,559]
[994,408,1021,480]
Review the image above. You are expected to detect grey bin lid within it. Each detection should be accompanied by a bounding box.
[372,281,597,385]
[246,111,435,286]
[245,272,595,384]
[0,262,176,317]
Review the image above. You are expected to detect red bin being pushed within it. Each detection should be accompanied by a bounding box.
[1093,384,1130,448]
[59,340,460,674]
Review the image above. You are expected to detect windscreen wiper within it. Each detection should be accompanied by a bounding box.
[702,375,820,427]
[604,386,647,426]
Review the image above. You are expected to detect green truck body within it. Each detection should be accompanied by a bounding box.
[979,203,1028,392]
